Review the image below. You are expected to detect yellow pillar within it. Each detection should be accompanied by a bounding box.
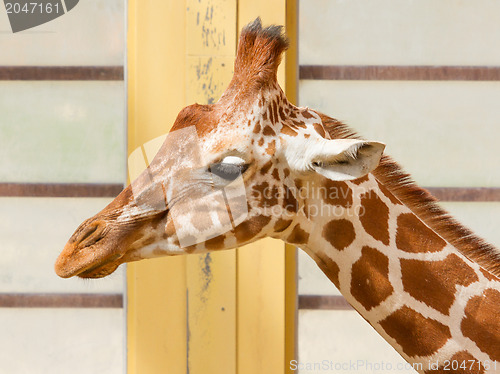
[127,1,188,373]
[185,2,238,373]
[127,0,186,374]
[127,1,297,373]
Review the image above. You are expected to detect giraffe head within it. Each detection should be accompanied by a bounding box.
[55,18,385,279]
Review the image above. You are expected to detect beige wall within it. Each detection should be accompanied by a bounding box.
[0,0,124,65]
[0,1,126,373]
[300,0,500,66]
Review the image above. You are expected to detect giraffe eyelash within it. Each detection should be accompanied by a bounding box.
[209,162,248,180]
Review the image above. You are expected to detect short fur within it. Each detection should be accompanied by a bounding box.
[320,113,500,278]
[231,18,289,90]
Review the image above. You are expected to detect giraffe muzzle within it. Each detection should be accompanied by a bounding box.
[54,219,123,278]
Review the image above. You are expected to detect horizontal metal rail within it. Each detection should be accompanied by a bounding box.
[298,295,353,311]
[300,65,500,81]
[0,293,123,308]
[0,66,124,80]
[0,183,124,197]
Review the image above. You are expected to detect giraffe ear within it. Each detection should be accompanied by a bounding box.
[309,139,385,181]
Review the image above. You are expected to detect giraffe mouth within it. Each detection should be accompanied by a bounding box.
[55,244,124,279]
[76,254,123,279]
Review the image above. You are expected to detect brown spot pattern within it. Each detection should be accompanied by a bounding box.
[274,218,293,233]
[424,351,485,374]
[286,224,310,245]
[234,215,271,244]
[322,219,356,251]
[283,186,299,215]
[350,174,370,185]
[359,192,390,245]
[165,219,177,237]
[262,125,276,136]
[379,306,451,357]
[271,168,280,180]
[313,123,326,138]
[278,106,286,121]
[268,105,275,124]
[266,140,276,155]
[316,253,341,288]
[321,180,353,208]
[272,100,279,123]
[461,288,500,361]
[291,119,307,128]
[293,178,303,190]
[396,213,447,253]
[400,253,479,315]
[377,180,403,205]
[281,125,298,137]
[253,122,261,133]
[205,235,226,250]
[301,109,314,119]
[351,246,394,310]
[260,160,273,175]
[252,182,278,208]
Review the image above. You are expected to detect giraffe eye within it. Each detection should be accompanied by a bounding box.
[209,162,248,181]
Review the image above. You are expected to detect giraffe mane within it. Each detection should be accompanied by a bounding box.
[320,112,500,278]
[231,18,289,90]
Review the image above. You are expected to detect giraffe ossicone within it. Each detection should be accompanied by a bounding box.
[55,18,500,374]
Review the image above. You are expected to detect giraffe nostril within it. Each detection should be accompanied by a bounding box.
[77,221,106,248]
[80,224,98,241]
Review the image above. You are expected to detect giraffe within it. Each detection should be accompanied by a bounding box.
[55,19,500,373]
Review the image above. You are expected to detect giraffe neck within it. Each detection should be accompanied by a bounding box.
[291,174,500,373]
